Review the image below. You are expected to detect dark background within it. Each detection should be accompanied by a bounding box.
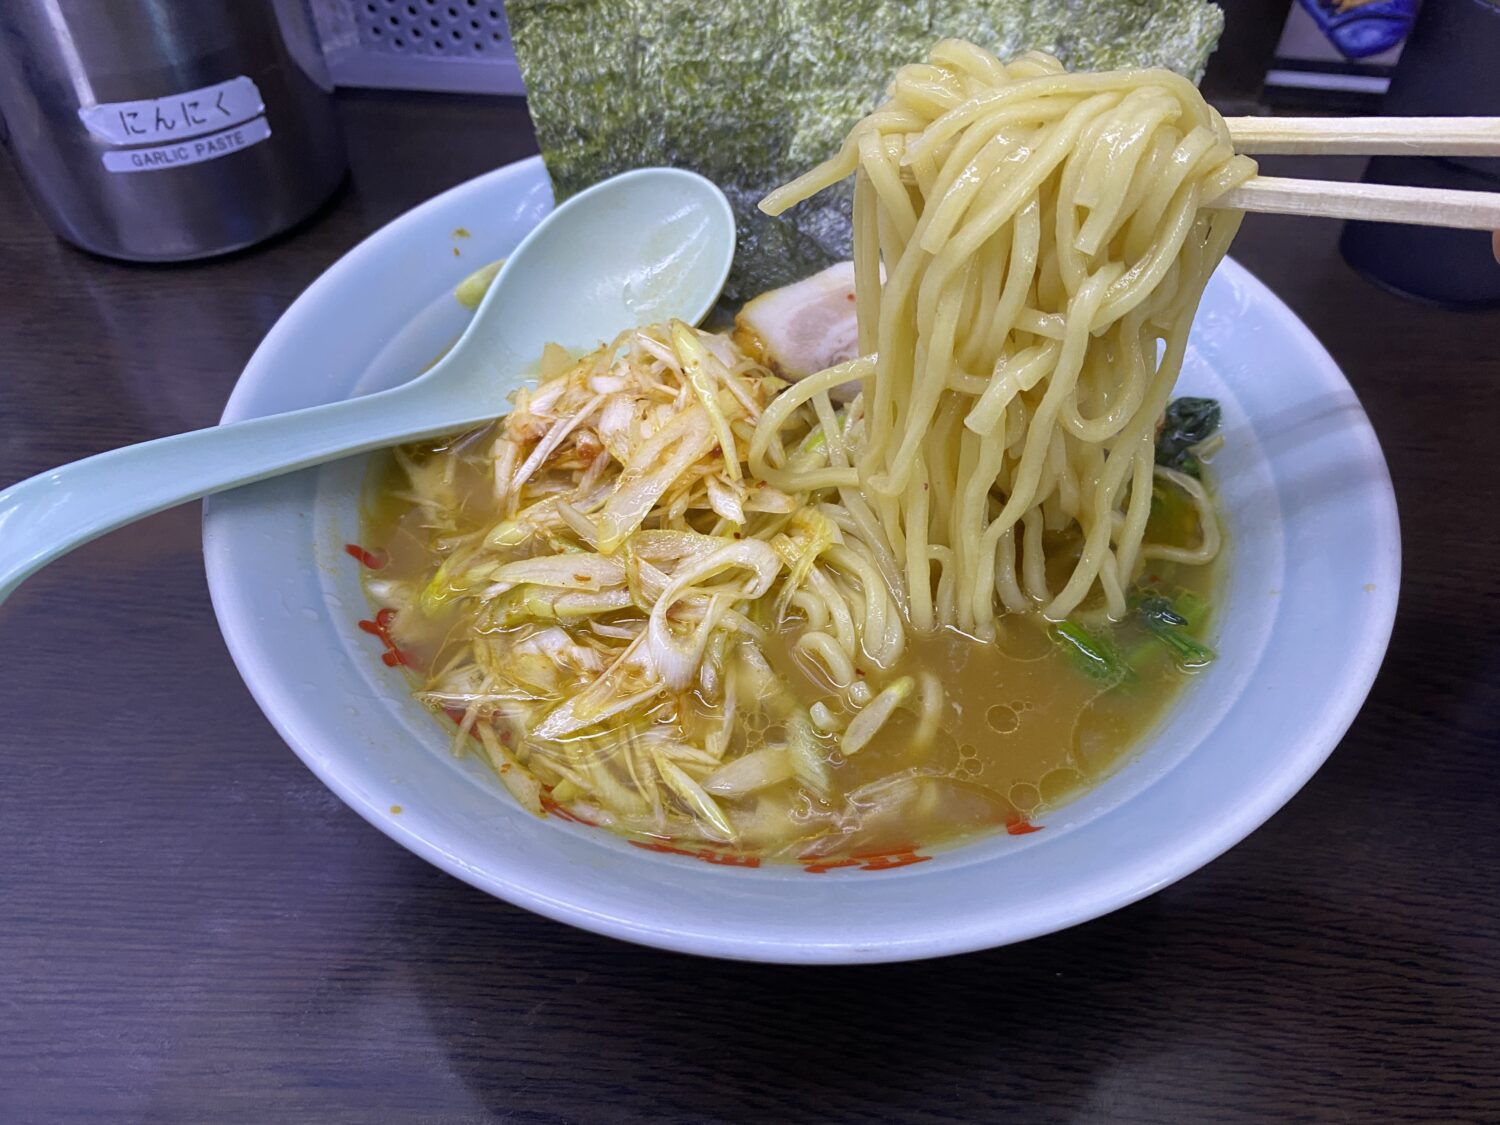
[4,48,1500,1125]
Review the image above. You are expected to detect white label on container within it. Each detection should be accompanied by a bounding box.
[79,75,265,146]
[100,117,272,174]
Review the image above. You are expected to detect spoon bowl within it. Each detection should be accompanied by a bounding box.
[458,167,737,379]
[0,167,735,603]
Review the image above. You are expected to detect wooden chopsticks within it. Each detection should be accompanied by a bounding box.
[1214,176,1500,231]
[1224,116,1500,157]
[1210,116,1500,231]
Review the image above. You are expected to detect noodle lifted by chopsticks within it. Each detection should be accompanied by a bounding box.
[758,41,1254,631]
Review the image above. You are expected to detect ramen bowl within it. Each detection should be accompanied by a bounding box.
[204,156,1399,964]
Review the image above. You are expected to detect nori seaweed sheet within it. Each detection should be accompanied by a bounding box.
[508,1,1226,301]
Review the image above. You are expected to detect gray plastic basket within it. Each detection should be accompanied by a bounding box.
[310,0,524,95]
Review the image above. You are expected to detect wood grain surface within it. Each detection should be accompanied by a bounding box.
[2,91,1498,1124]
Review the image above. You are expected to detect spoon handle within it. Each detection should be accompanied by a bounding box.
[0,383,479,603]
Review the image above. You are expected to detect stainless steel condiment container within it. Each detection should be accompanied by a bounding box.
[0,0,346,261]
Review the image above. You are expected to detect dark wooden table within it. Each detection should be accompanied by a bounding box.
[3,91,1498,1124]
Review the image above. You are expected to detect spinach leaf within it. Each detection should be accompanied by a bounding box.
[1133,593,1215,669]
[1050,620,1128,683]
[1155,396,1221,478]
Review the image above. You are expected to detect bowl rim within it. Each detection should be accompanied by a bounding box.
[204,155,1401,963]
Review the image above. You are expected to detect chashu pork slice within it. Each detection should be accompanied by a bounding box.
[733,262,862,391]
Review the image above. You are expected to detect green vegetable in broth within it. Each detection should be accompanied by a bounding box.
[1133,593,1217,670]
[506,0,1227,300]
[1050,620,1129,683]
[1156,396,1223,479]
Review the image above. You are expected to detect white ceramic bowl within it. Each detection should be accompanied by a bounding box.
[204,156,1399,964]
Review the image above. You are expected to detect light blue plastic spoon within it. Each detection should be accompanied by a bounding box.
[0,167,735,604]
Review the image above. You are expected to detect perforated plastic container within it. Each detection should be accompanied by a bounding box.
[310,0,524,95]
